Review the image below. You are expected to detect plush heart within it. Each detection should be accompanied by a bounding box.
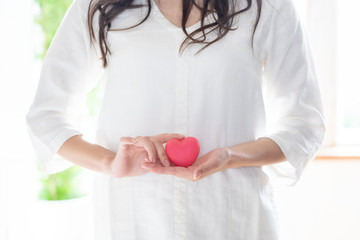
[165,137,200,167]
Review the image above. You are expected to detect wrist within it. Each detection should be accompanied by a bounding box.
[219,147,235,169]
[222,146,244,169]
[102,152,117,176]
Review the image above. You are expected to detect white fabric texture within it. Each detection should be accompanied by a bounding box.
[25,0,326,239]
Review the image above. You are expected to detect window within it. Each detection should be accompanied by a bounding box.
[336,0,360,145]
[295,0,360,148]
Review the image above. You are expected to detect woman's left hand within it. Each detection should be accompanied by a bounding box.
[140,147,232,181]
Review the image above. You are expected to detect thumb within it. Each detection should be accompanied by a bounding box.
[193,159,218,180]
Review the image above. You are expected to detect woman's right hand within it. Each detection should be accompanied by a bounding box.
[108,133,185,178]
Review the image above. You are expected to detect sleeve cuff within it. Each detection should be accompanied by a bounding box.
[257,133,314,186]
[27,124,83,175]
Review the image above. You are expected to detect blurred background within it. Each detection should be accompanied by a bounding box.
[0,0,359,239]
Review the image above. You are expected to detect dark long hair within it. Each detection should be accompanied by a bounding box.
[87,0,262,68]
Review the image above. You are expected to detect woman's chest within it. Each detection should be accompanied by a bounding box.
[104,1,260,71]
[105,14,261,84]
[100,2,263,118]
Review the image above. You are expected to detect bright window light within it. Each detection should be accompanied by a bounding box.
[336,0,360,145]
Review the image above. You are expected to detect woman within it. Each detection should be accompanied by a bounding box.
[26,0,326,239]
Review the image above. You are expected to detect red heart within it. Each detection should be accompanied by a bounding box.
[165,137,200,167]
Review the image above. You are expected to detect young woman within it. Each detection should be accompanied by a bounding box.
[26,0,326,239]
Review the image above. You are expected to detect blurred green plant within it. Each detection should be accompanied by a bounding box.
[38,165,87,200]
[34,0,102,200]
[34,0,73,60]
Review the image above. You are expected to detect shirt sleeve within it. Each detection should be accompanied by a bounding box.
[254,0,326,185]
[25,0,104,174]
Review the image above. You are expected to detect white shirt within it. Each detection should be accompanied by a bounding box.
[26,0,326,239]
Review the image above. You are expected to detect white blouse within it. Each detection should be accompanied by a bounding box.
[26,0,326,239]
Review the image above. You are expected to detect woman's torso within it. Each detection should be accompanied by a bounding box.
[92,0,279,239]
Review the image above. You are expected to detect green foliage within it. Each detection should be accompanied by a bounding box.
[38,165,87,200]
[34,0,102,200]
[34,0,73,59]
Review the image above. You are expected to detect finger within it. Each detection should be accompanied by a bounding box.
[141,162,193,178]
[141,162,163,169]
[153,141,171,167]
[158,133,186,144]
[119,137,136,144]
[190,153,210,168]
[141,163,177,175]
[191,157,206,167]
[118,137,137,151]
[136,136,157,162]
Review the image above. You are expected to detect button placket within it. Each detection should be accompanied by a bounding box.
[173,34,189,240]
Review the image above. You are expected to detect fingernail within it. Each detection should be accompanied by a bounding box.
[141,164,149,169]
[193,171,202,180]
[145,158,150,162]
